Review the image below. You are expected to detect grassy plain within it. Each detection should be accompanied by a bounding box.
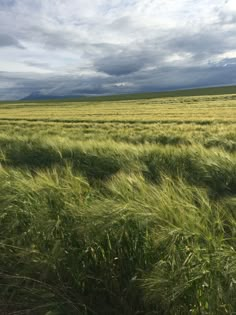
[0,91,236,314]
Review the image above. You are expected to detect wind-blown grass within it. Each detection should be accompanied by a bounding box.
[0,167,235,314]
[0,93,236,314]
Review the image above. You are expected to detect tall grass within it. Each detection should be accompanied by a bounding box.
[0,93,236,314]
[0,135,236,194]
[0,164,235,314]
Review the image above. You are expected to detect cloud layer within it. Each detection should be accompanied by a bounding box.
[0,0,236,100]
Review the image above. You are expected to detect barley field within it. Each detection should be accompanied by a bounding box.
[0,92,236,314]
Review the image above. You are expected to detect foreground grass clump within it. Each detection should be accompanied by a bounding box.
[0,165,236,314]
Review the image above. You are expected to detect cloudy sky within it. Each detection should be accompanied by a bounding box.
[0,0,236,100]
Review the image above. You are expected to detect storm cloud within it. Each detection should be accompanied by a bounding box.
[0,0,236,100]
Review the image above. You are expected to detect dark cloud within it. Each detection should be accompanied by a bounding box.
[1,60,236,100]
[0,33,24,48]
[0,0,16,8]
[24,61,51,68]
[96,56,145,76]
[213,57,236,66]
[94,46,158,76]
[167,27,236,62]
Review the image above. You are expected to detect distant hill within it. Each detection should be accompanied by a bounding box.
[2,85,236,104]
[21,92,83,101]
[22,85,236,102]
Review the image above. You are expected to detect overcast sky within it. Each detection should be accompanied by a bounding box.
[0,0,236,100]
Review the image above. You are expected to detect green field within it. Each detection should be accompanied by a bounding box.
[0,91,236,314]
